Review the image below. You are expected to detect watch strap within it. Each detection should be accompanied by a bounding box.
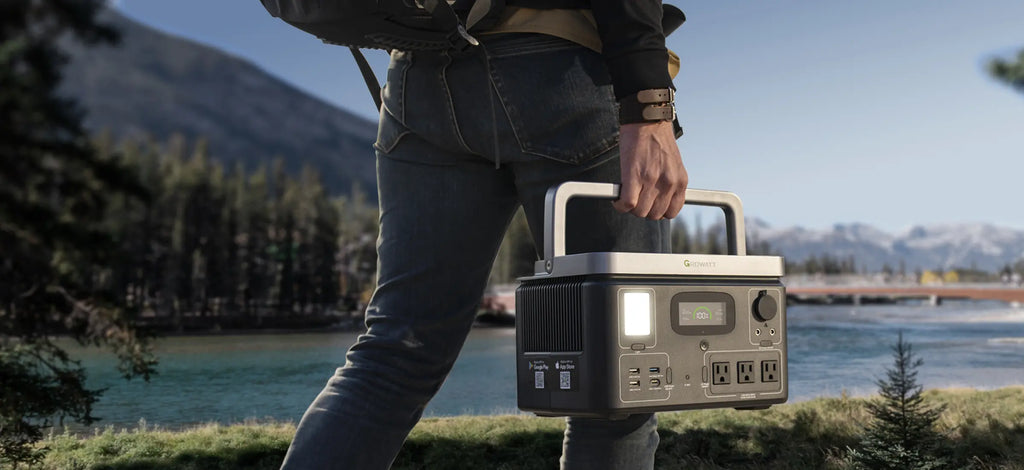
[619,88,676,125]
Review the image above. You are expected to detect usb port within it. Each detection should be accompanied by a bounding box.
[629,380,640,387]
[649,379,661,387]
[648,367,660,374]
[628,368,640,375]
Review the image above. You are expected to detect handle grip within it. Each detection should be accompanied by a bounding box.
[542,182,746,262]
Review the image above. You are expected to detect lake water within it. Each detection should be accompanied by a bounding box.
[71,300,1024,430]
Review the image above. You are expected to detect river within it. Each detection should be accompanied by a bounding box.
[69,300,1024,429]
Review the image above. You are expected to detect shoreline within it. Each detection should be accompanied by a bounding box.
[58,385,1024,435]
[150,319,515,338]
[37,387,1024,470]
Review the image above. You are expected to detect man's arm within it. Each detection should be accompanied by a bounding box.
[590,0,688,219]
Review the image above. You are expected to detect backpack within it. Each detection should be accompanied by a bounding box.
[260,0,685,109]
[262,0,509,108]
[260,0,502,52]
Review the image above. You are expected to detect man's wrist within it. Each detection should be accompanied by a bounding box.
[618,88,676,125]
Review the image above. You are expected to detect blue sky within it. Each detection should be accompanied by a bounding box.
[112,1,1023,232]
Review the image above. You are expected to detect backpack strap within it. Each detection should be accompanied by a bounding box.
[421,0,481,48]
[466,0,494,30]
[354,0,484,110]
[350,47,384,110]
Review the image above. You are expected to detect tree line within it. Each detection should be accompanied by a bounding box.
[91,135,379,330]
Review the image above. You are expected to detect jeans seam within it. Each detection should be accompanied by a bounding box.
[382,51,411,125]
[441,49,475,155]
[373,129,411,154]
[399,52,410,123]
[486,62,529,159]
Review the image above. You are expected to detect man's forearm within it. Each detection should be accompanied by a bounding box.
[590,0,673,100]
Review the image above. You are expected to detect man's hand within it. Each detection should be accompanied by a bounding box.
[613,120,688,220]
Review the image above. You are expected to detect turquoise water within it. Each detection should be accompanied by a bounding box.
[71,301,1024,429]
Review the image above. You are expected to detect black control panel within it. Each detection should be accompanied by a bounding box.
[516,275,787,419]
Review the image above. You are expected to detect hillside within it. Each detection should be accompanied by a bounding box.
[59,9,378,195]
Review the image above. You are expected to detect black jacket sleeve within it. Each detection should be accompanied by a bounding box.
[589,0,673,100]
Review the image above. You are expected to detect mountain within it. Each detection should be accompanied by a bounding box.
[58,9,378,195]
[746,219,1024,273]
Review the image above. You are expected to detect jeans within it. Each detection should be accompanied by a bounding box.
[281,33,670,470]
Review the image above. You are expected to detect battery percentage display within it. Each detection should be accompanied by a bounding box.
[677,302,726,326]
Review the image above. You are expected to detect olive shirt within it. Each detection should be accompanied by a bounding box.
[483,7,680,83]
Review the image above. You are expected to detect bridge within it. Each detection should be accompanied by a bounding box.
[482,284,1024,313]
[786,285,1024,305]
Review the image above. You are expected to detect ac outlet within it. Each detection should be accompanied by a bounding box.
[712,362,730,385]
[707,351,784,396]
[737,361,755,384]
[761,360,779,382]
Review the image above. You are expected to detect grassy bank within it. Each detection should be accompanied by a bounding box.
[34,387,1024,470]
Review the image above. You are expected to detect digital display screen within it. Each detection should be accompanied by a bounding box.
[677,302,727,326]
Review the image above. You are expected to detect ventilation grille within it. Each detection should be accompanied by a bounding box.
[517,277,585,353]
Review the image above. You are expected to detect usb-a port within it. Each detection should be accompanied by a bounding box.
[648,367,660,374]
[628,380,640,387]
[628,368,640,375]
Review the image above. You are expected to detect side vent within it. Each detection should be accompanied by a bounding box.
[517,277,585,353]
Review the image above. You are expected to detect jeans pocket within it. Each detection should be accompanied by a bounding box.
[374,106,411,154]
[486,35,619,164]
[381,50,412,123]
[376,50,413,154]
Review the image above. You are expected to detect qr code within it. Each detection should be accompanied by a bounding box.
[560,371,571,390]
[534,371,545,389]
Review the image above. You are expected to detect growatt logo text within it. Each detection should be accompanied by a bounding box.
[684,259,718,268]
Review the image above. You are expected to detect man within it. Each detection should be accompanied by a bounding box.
[280,0,687,468]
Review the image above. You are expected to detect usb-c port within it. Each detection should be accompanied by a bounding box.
[650,379,661,387]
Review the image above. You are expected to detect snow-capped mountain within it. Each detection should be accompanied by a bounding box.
[745,219,1024,272]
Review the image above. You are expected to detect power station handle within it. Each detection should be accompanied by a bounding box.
[542,182,746,261]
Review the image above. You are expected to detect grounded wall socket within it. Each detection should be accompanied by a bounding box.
[761,360,779,382]
[737,361,755,383]
[712,362,730,385]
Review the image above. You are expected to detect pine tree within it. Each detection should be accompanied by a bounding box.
[336,185,379,313]
[848,332,949,470]
[1,1,155,464]
[990,48,1024,93]
[704,228,722,255]
[671,219,691,254]
[242,166,272,320]
[307,171,341,313]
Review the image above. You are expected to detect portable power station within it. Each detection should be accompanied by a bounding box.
[515,182,787,419]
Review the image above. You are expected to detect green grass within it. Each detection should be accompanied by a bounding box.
[30,387,1024,470]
